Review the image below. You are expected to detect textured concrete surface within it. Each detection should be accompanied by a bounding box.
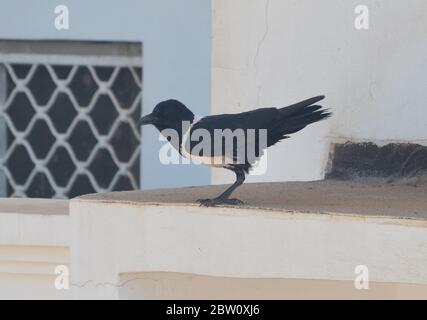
[79,178,427,220]
[0,198,68,215]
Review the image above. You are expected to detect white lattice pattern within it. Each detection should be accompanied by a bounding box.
[0,53,142,199]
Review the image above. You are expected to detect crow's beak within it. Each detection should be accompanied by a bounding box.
[138,113,157,126]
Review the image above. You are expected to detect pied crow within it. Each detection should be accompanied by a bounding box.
[139,96,331,207]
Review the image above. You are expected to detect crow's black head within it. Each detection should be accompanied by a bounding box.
[138,99,194,132]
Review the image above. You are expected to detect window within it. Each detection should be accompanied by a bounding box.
[0,41,142,198]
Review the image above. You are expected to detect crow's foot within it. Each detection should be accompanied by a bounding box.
[196,198,244,207]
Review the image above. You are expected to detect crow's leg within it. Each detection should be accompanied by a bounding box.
[197,169,245,207]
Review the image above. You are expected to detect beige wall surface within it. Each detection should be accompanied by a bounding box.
[119,272,427,300]
[0,246,70,299]
[212,0,427,184]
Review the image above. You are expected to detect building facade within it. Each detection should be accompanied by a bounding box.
[1,0,426,195]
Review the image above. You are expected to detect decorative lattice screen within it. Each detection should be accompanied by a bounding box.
[0,41,142,198]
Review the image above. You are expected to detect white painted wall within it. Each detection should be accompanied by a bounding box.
[1,197,427,299]
[0,199,70,299]
[212,0,427,184]
[70,200,427,299]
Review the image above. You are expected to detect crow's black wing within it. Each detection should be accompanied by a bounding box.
[186,108,279,170]
[182,96,330,172]
[194,107,279,132]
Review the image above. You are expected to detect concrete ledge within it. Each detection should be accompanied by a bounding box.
[0,198,68,216]
[78,180,427,220]
[70,180,427,299]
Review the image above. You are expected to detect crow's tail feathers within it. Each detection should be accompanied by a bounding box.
[268,95,331,146]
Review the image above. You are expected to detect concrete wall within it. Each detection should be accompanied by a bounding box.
[212,0,427,184]
[69,199,427,299]
[0,246,70,299]
[0,199,70,299]
[1,196,427,299]
[0,0,212,189]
